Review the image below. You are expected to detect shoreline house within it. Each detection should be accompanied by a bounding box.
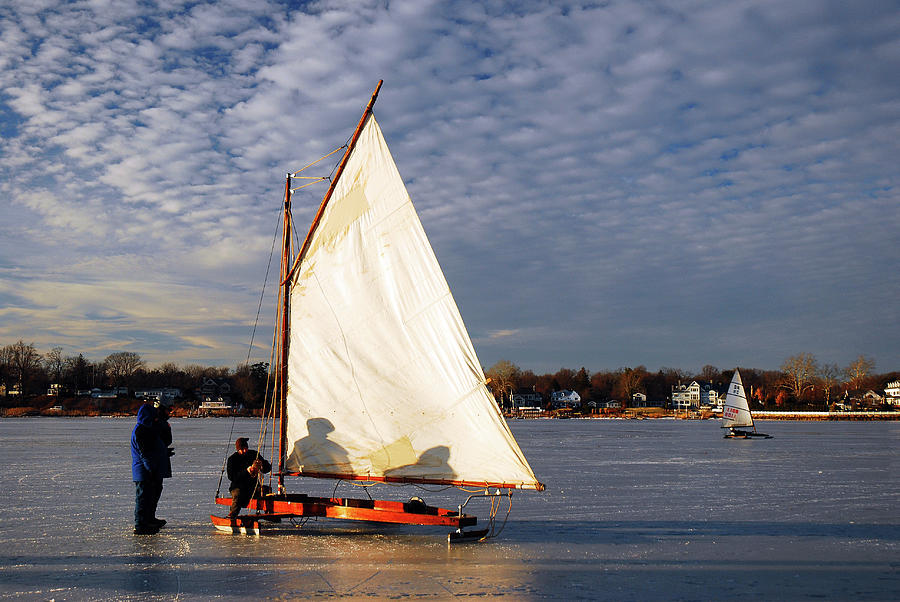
[511,389,543,412]
[135,388,183,405]
[841,388,886,408]
[885,381,900,406]
[550,389,581,410]
[196,377,234,413]
[671,381,701,410]
[47,383,73,396]
[861,390,884,406]
[196,377,232,404]
[700,382,724,411]
[198,399,233,412]
[631,392,666,408]
[91,387,126,399]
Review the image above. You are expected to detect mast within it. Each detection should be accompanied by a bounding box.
[284,79,382,283]
[275,81,382,493]
[277,173,291,492]
[276,81,382,489]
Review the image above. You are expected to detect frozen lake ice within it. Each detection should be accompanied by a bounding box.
[0,417,897,600]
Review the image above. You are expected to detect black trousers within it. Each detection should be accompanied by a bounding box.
[228,483,271,518]
[134,478,163,527]
[228,485,253,518]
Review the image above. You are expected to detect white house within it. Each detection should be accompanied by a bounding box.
[671,381,701,410]
[135,388,183,404]
[885,381,900,406]
[91,388,118,399]
[47,383,71,396]
[199,399,233,411]
[700,383,723,409]
[550,389,581,409]
[861,390,884,405]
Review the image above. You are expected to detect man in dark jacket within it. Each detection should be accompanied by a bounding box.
[226,437,271,518]
[131,403,173,534]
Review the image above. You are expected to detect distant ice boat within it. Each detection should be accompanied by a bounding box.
[722,369,772,439]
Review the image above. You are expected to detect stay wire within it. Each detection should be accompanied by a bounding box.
[215,208,283,498]
[219,113,374,500]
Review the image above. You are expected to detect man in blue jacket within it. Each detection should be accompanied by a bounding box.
[131,403,173,534]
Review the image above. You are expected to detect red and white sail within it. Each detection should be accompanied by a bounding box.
[722,369,754,429]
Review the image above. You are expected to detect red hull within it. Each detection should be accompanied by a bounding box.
[214,494,478,528]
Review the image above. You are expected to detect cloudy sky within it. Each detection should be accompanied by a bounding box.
[1,0,898,375]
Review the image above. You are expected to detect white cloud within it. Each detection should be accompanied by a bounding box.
[0,0,897,373]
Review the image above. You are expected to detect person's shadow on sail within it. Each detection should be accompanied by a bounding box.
[383,445,455,481]
[287,418,352,475]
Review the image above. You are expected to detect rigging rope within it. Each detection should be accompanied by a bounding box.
[289,177,328,193]
[288,146,346,193]
[291,145,345,177]
[215,207,282,498]
[255,315,279,494]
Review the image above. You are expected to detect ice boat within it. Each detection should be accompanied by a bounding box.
[721,369,772,439]
[212,81,544,540]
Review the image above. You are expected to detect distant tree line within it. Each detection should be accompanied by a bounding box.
[485,354,898,411]
[1,340,895,412]
[0,341,270,408]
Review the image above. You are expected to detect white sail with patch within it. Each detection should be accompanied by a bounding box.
[213,81,542,539]
[283,101,540,490]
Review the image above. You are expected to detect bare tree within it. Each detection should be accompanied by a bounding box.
[845,355,876,391]
[0,344,10,386]
[659,366,689,388]
[780,353,818,401]
[552,367,577,391]
[589,371,616,402]
[618,366,648,407]
[44,346,64,384]
[103,351,145,387]
[232,362,270,407]
[3,340,43,395]
[818,363,841,408]
[184,364,230,381]
[158,362,181,379]
[485,360,521,408]
[699,364,719,382]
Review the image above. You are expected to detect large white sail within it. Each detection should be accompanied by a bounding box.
[722,369,754,429]
[284,115,541,490]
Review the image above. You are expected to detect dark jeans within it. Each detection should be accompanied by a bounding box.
[228,484,270,518]
[134,478,163,527]
[228,486,251,518]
